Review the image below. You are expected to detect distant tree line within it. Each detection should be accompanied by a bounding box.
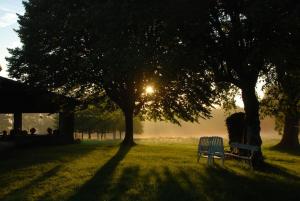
[75,106,143,140]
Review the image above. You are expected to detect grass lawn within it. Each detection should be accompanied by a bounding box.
[0,138,299,201]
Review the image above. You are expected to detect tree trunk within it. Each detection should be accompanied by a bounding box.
[122,109,135,146]
[119,131,122,139]
[241,86,264,165]
[113,131,116,140]
[278,112,299,148]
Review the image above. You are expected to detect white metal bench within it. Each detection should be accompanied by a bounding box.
[198,136,225,166]
[225,143,260,169]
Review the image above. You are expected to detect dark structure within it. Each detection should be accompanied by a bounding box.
[226,112,247,145]
[0,76,76,143]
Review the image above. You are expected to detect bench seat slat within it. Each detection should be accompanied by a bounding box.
[225,153,252,160]
[230,143,259,151]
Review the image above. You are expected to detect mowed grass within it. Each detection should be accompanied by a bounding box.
[0,138,299,201]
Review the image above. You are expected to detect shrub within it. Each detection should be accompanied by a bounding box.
[226,112,247,145]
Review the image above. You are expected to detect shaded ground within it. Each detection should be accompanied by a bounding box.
[0,138,299,201]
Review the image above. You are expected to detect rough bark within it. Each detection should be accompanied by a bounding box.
[278,112,299,148]
[241,86,264,165]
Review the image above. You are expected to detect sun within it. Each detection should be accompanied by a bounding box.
[145,85,154,95]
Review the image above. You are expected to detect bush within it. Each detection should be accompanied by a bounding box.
[226,112,247,145]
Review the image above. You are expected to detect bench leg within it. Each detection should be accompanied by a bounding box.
[249,160,254,170]
[208,155,213,166]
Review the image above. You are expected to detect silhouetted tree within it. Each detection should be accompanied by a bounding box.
[7,0,216,145]
[161,0,300,164]
[261,84,299,148]
[261,61,300,148]
[258,0,300,148]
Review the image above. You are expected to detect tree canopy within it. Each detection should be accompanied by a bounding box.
[7,0,217,145]
[154,0,300,162]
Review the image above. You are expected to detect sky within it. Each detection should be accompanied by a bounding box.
[0,0,24,77]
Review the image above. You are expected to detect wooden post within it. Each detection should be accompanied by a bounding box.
[59,111,74,143]
[113,131,116,140]
[13,112,22,131]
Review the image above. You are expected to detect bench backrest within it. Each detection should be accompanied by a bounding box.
[198,136,224,154]
[230,142,259,152]
[210,136,224,154]
[198,137,211,153]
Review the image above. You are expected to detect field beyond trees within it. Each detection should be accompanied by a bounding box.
[0,138,299,201]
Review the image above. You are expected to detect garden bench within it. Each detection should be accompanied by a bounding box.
[225,143,259,169]
[198,136,225,166]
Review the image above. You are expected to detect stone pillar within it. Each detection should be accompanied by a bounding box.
[13,112,22,131]
[59,111,74,143]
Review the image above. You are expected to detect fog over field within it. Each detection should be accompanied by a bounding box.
[142,109,279,139]
[0,109,279,139]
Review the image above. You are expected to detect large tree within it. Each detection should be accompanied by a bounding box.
[7,0,216,145]
[261,0,300,148]
[160,0,300,163]
[261,82,300,148]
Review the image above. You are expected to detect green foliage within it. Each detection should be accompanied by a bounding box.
[260,83,300,136]
[75,105,143,135]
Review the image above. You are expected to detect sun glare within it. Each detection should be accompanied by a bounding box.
[145,85,154,95]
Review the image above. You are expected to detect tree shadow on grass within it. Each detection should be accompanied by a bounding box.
[197,166,300,201]
[109,166,140,201]
[269,145,300,156]
[0,165,62,201]
[154,167,206,201]
[131,165,300,201]
[66,145,132,201]
[0,143,102,174]
[258,162,300,180]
